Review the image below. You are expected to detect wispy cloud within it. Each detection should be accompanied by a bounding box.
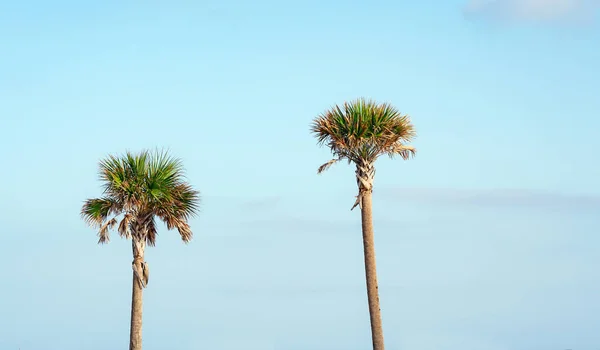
[463,0,600,23]
[227,216,360,237]
[239,196,282,211]
[217,188,600,218]
[377,187,600,210]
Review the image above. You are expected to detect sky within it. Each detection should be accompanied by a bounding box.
[0,0,599,349]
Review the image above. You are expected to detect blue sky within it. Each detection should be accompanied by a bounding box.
[1,0,599,349]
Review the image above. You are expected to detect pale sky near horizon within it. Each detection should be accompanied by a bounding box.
[1,0,600,349]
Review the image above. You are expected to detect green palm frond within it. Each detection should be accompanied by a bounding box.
[146,150,187,203]
[99,155,127,196]
[82,149,200,245]
[173,183,201,218]
[81,197,121,228]
[311,98,416,168]
[156,184,199,243]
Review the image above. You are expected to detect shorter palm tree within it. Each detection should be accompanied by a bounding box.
[311,98,416,350]
[81,149,200,350]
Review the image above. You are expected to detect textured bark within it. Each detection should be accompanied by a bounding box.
[355,160,385,350]
[129,239,145,350]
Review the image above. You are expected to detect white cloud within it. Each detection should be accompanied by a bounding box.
[464,0,600,22]
[377,187,600,211]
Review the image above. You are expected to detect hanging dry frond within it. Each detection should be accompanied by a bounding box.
[176,221,193,243]
[98,217,118,244]
[118,213,133,239]
[317,158,341,174]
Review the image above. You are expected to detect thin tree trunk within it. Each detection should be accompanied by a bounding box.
[360,190,385,350]
[129,239,145,350]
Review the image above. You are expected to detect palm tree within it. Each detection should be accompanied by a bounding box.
[311,98,416,350]
[81,149,200,350]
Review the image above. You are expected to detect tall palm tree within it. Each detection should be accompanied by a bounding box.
[311,98,416,350]
[81,149,200,350]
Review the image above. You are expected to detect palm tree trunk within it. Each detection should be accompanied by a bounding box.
[129,239,145,350]
[360,190,385,350]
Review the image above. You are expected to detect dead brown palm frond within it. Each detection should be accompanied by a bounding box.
[145,217,158,246]
[176,221,193,243]
[141,261,149,286]
[118,213,133,239]
[317,158,341,174]
[389,144,416,160]
[98,217,118,244]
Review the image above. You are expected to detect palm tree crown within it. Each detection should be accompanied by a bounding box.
[311,98,416,171]
[81,149,200,245]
